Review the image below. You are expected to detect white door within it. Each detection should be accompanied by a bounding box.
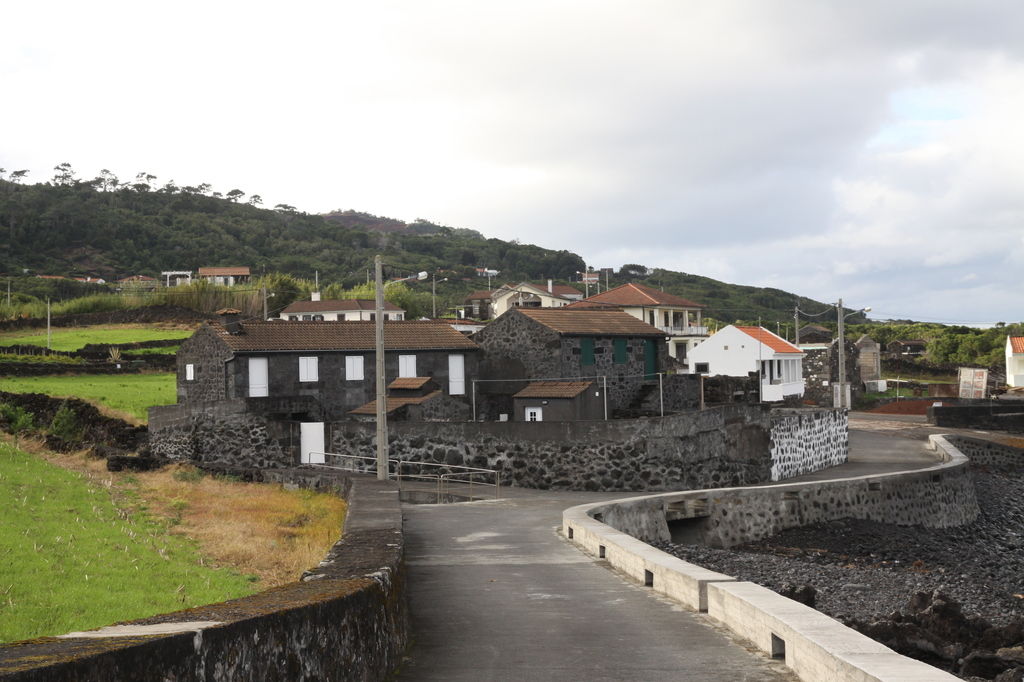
[399,354,417,377]
[525,407,543,422]
[248,357,269,397]
[448,354,465,395]
[300,422,325,464]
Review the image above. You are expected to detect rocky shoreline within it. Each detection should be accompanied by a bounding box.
[656,466,1024,680]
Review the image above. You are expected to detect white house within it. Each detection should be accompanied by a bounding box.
[570,282,707,360]
[489,281,584,317]
[687,325,805,402]
[280,297,405,321]
[197,266,251,286]
[1007,336,1024,388]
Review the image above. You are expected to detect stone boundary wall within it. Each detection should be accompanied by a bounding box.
[560,435,972,681]
[769,408,847,481]
[928,403,1024,433]
[0,305,210,332]
[0,471,407,682]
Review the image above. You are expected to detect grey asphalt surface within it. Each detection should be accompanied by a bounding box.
[394,413,960,681]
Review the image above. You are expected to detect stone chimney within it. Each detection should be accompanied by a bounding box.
[216,308,243,335]
[548,279,553,293]
[311,291,321,302]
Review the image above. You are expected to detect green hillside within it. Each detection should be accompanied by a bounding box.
[0,170,847,324]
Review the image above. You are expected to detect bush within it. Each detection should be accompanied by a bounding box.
[0,403,35,445]
[48,402,84,444]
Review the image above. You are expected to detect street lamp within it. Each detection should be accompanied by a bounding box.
[432,274,448,318]
[374,256,428,480]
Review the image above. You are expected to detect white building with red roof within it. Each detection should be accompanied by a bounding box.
[686,325,805,401]
[1007,336,1024,388]
[489,281,584,318]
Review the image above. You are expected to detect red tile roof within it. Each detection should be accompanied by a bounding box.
[736,326,803,354]
[514,381,593,399]
[282,299,403,314]
[198,266,250,276]
[584,283,702,308]
[532,282,583,297]
[464,290,495,302]
[208,320,479,352]
[1011,337,1024,354]
[563,300,622,310]
[349,391,442,415]
[515,308,665,336]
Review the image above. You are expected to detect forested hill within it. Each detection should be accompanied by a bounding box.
[0,175,842,324]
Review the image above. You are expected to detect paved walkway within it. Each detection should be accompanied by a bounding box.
[394,413,959,681]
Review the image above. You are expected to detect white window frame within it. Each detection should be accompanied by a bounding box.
[345,355,364,381]
[185,363,195,381]
[525,406,543,422]
[299,356,319,382]
[448,354,465,395]
[248,356,269,397]
[399,354,417,378]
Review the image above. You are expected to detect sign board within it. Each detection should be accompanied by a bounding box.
[958,367,988,399]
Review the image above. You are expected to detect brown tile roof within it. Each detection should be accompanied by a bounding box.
[349,391,441,415]
[1011,337,1024,354]
[388,377,432,390]
[514,381,593,399]
[584,282,702,308]
[464,290,494,302]
[198,266,250,276]
[282,299,403,314]
[563,300,622,310]
[532,282,583,297]
[515,308,665,336]
[736,326,803,354]
[208,320,479,352]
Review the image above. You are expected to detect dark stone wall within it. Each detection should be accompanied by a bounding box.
[944,434,1024,470]
[0,391,147,452]
[176,325,233,403]
[0,472,407,682]
[801,339,862,406]
[0,305,210,332]
[769,408,848,480]
[929,404,1024,433]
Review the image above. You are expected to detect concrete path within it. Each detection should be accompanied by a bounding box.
[394,413,956,681]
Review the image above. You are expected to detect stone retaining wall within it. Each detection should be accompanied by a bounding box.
[928,403,1024,433]
[943,434,1024,470]
[0,470,407,682]
[585,434,977,548]
[769,408,848,481]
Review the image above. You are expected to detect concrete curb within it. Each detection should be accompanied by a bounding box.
[562,435,968,681]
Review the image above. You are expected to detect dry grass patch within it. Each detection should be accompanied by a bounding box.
[31,445,345,588]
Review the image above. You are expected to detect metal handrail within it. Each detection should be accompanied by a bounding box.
[309,452,500,502]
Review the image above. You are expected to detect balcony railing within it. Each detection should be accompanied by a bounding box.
[659,325,708,336]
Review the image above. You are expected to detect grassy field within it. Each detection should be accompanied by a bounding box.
[123,345,181,356]
[0,443,346,644]
[0,324,194,352]
[0,373,176,422]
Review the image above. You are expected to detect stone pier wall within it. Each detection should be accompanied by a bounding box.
[769,408,848,481]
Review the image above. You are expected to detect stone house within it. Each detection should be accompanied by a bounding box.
[197,266,251,286]
[568,282,707,360]
[886,339,927,356]
[348,377,470,422]
[687,325,805,402]
[280,297,405,321]
[463,290,495,319]
[797,324,833,344]
[471,307,670,418]
[175,311,479,420]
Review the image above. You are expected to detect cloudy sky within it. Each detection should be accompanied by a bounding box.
[3,1,1022,323]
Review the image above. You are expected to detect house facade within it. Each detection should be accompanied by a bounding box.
[687,325,805,402]
[472,307,668,418]
[463,290,495,319]
[280,298,405,321]
[175,313,479,419]
[570,282,707,360]
[1008,336,1024,388]
[197,267,251,286]
[489,281,584,318]
[512,381,604,422]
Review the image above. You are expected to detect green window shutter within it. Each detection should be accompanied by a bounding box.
[580,337,595,366]
[613,338,627,364]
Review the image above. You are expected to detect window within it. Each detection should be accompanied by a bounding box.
[345,355,364,381]
[312,314,324,321]
[525,407,543,422]
[248,357,269,397]
[399,354,417,377]
[299,356,319,382]
[613,338,627,364]
[695,362,709,374]
[580,338,595,366]
[185,363,195,381]
[288,315,298,321]
[301,314,312,321]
